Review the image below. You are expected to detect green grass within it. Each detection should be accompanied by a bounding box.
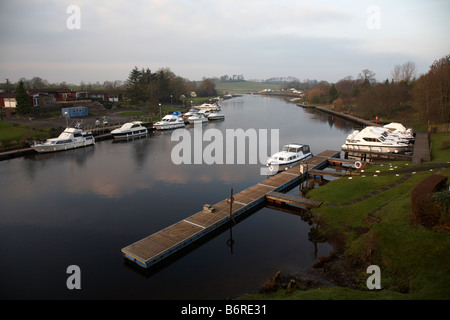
[0,121,50,149]
[429,132,450,163]
[118,110,150,117]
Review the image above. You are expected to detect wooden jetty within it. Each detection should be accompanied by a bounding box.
[327,157,364,166]
[411,132,431,165]
[308,169,360,178]
[121,150,340,269]
[343,149,413,161]
[266,191,322,208]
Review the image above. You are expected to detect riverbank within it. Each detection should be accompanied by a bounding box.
[239,132,450,300]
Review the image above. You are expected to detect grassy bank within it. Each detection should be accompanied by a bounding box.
[240,133,450,300]
[0,120,51,151]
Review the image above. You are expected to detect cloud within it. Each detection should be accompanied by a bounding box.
[0,0,449,83]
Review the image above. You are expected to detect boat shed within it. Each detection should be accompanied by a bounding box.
[62,106,88,118]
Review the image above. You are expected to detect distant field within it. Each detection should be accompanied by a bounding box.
[204,81,282,94]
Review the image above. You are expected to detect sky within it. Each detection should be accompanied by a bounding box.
[0,0,449,85]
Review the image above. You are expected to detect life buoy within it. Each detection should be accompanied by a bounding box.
[227,196,234,204]
[355,161,362,169]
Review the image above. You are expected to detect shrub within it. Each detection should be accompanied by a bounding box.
[442,140,450,150]
[410,174,448,228]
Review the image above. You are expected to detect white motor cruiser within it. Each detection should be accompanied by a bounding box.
[341,127,409,153]
[383,122,415,143]
[31,122,95,153]
[267,143,313,172]
[183,108,200,120]
[153,111,185,130]
[111,121,148,139]
[187,113,208,124]
[207,110,225,120]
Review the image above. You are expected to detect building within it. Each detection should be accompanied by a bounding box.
[76,90,123,102]
[0,87,123,111]
[61,106,89,118]
[0,92,17,108]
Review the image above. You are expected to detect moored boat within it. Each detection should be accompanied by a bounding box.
[187,113,208,124]
[341,126,410,153]
[111,121,148,139]
[183,108,200,120]
[153,111,185,130]
[266,143,313,172]
[383,122,414,143]
[207,110,225,120]
[31,122,95,153]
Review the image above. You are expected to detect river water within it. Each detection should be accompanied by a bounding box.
[0,94,356,299]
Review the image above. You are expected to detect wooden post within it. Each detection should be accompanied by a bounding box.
[228,188,235,224]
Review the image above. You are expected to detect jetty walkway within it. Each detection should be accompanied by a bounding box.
[121,150,340,269]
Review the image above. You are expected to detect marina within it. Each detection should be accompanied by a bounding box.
[0,94,428,299]
[121,150,339,269]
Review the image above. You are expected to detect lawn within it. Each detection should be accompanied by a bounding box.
[0,120,50,150]
[429,132,450,163]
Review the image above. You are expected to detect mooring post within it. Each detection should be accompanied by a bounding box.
[227,188,235,224]
[299,162,308,193]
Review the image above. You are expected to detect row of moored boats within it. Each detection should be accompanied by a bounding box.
[265,122,415,174]
[31,102,225,153]
[341,122,414,154]
[153,102,225,130]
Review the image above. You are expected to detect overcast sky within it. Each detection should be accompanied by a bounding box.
[1,0,449,85]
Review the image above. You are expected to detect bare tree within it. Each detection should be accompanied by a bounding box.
[401,61,417,83]
[358,69,377,84]
[413,55,450,122]
[391,61,416,83]
[391,65,402,83]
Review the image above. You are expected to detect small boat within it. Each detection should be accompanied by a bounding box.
[153,111,185,130]
[111,121,148,139]
[198,108,213,117]
[31,122,95,153]
[207,110,225,120]
[187,113,208,124]
[383,122,414,143]
[267,143,313,172]
[370,126,412,145]
[198,102,221,111]
[341,127,410,153]
[183,108,200,120]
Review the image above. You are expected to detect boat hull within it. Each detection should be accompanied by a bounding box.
[153,123,185,130]
[341,144,409,154]
[31,139,95,153]
[112,129,148,139]
[208,115,225,120]
[267,154,312,173]
[187,119,208,124]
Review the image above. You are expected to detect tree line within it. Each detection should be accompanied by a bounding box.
[301,54,450,124]
[123,67,216,105]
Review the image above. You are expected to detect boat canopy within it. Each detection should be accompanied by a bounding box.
[281,144,310,154]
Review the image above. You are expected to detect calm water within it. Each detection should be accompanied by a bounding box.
[0,94,356,299]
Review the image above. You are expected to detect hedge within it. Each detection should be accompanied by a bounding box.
[410,174,448,228]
